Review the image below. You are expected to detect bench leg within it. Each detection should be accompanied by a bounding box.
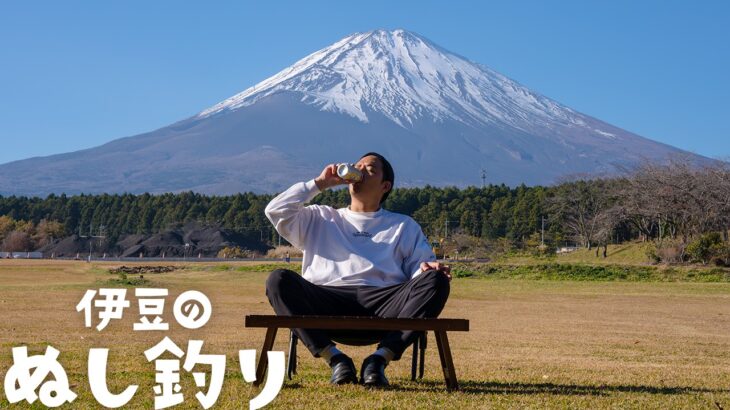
[254,327,278,386]
[411,335,419,381]
[287,330,298,380]
[419,332,426,380]
[434,330,459,390]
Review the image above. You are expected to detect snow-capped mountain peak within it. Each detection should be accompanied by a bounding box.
[197,29,588,132]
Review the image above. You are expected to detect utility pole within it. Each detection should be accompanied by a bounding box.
[541,216,546,246]
[79,223,106,262]
[444,220,459,238]
[481,169,487,188]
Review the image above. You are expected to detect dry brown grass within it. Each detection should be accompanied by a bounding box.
[1,259,729,409]
[266,246,303,259]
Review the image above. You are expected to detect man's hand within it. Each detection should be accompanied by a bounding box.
[314,164,347,191]
[420,261,452,281]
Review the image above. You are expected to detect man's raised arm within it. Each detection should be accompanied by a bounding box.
[264,164,346,249]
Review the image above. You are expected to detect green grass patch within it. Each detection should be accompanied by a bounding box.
[235,263,301,273]
[451,262,730,282]
[224,261,730,282]
[683,267,730,282]
[104,271,153,287]
[104,276,153,286]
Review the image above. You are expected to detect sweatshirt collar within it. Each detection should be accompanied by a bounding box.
[343,206,384,218]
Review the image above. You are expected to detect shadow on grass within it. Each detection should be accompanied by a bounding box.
[384,379,730,396]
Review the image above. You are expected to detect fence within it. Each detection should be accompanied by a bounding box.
[0,252,43,259]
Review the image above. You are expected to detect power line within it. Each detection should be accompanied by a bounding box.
[78,223,106,262]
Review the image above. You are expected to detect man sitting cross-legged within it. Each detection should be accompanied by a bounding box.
[264,152,451,387]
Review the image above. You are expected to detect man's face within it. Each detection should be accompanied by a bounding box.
[349,155,391,204]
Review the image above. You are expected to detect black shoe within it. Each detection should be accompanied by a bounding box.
[329,354,358,385]
[360,354,389,387]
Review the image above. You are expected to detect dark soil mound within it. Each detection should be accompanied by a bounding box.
[116,234,146,250]
[37,235,92,257]
[109,265,178,274]
[40,222,271,258]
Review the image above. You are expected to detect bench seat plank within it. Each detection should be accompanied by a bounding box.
[245,315,469,332]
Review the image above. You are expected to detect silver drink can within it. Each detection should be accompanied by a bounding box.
[337,163,363,183]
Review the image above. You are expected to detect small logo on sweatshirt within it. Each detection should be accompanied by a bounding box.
[353,231,373,238]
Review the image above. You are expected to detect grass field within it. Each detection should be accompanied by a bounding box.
[1,259,729,409]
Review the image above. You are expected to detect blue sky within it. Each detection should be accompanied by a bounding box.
[1,0,728,165]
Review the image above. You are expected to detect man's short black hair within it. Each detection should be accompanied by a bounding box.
[360,152,394,204]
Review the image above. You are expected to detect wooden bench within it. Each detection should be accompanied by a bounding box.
[244,315,470,390]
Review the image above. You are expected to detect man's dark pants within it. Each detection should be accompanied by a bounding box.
[265,269,450,361]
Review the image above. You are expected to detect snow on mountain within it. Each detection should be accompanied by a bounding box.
[198,29,588,132]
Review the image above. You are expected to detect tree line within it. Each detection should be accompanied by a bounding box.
[1,160,729,263]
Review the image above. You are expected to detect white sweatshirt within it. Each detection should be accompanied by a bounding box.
[264,180,437,287]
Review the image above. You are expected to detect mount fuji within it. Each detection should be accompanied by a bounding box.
[0,29,706,196]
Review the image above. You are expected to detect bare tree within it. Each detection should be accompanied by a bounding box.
[612,157,730,262]
[550,157,730,257]
[1,231,34,252]
[549,179,612,249]
[703,162,730,238]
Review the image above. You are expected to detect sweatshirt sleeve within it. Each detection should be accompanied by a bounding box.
[264,179,321,250]
[403,223,437,280]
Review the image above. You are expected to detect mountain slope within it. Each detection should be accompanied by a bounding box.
[0,29,706,196]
